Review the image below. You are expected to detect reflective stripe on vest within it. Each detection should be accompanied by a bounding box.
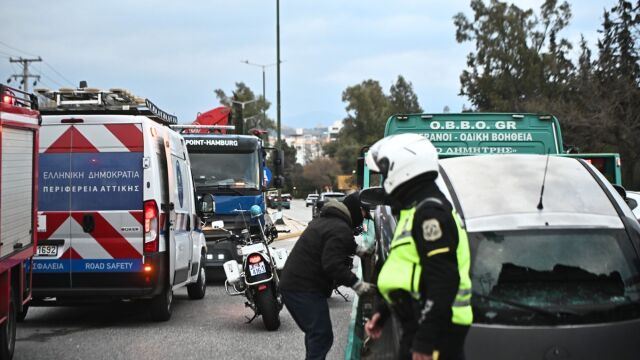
[377,202,473,326]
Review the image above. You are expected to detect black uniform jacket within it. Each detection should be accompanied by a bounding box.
[279,201,359,296]
[378,183,462,355]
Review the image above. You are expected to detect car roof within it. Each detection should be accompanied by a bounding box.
[440,155,623,232]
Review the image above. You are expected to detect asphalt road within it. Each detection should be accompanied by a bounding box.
[14,199,356,360]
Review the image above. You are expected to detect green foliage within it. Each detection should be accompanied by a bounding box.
[389,75,423,115]
[455,0,640,187]
[454,0,574,111]
[215,82,275,133]
[327,76,422,172]
[270,139,298,193]
[340,79,390,145]
[302,157,342,191]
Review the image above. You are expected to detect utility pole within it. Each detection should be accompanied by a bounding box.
[276,0,281,149]
[8,57,42,93]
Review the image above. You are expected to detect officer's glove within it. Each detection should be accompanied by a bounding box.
[352,280,377,296]
[355,243,374,258]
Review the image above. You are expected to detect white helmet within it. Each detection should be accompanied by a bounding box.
[365,133,439,194]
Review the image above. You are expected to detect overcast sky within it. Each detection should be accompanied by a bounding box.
[0,0,616,128]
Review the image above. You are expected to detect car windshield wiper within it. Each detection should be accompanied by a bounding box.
[473,292,581,319]
[575,300,640,315]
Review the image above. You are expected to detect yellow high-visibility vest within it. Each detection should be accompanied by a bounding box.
[377,200,473,325]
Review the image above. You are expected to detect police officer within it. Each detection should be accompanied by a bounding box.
[280,191,375,360]
[363,133,472,360]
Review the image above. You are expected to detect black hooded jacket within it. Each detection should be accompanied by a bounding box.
[279,201,359,296]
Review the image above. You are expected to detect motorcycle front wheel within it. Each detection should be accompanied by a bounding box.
[255,285,281,331]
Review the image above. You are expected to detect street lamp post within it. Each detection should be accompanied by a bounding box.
[240,60,277,131]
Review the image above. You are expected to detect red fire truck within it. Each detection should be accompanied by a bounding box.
[0,85,40,359]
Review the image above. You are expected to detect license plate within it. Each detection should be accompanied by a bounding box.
[37,245,58,257]
[249,262,266,276]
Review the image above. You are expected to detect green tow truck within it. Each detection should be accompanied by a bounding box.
[346,112,623,359]
[384,112,621,184]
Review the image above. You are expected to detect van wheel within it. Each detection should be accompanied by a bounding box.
[187,254,207,300]
[150,286,173,322]
[17,303,28,322]
[0,288,17,359]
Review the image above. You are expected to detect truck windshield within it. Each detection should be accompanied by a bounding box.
[190,152,260,189]
[470,229,640,325]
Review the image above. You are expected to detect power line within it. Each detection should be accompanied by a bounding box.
[0,49,16,57]
[32,64,64,87]
[0,40,75,87]
[43,62,74,86]
[0,40,38,57]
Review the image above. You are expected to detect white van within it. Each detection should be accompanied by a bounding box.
[31,87,207,321]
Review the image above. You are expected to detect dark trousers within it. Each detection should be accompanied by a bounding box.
[398,320,468,360]
[281,289,334,360]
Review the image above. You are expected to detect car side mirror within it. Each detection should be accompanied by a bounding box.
[197,193,216,220]
[613,184,627,199]
[360,187,387,207]
[626,197,638,211]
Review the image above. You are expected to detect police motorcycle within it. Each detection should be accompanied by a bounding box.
[215,205,288,331]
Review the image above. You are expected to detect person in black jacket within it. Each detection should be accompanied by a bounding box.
[280,192,376,360]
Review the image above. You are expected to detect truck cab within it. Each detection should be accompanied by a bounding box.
[182,132,279,273]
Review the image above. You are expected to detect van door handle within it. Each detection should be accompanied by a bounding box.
[162,203,175,212]
[82,214,95,233]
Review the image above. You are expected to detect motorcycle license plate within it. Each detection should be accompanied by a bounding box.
[249,262,266,276]
[37,245,58,257]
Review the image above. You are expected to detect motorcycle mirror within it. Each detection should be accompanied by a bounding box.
[360,187,387,207]
[211,220,225,230]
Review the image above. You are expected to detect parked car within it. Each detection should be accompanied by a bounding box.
[359,154,640,360]
[305,193,319,207]
[312,191,345,218]
[272,193,291,209]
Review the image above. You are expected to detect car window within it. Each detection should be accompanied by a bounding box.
[441,155,619,220]
[470,228,640,325]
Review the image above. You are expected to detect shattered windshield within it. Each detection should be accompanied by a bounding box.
[470,229,640,325]
[190,152,260,189]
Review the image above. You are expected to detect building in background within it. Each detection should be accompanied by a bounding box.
[283,120,344,165]
[327,120,342,142]
[285,128,323,165]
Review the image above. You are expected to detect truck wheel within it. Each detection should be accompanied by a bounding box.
[187,254,207,300]
[0,288,17,360]
[149,286,173,322]
[256,286,281,331]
